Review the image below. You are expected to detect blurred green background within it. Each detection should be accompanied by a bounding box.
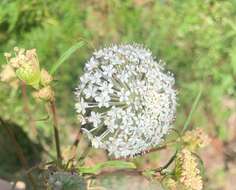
[0,0,236,189]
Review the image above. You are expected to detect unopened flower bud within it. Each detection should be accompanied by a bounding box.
[4,52,11,58]
[5,47,41,89]
[26,49,36,58]
[14,47,19,52]
[34,86,55,102]
[8,56,19,68]
[16,64,41,89]
[40,68,53,86]
[183,128,210,151]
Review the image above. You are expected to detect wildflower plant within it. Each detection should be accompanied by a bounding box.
[0,43,209,190]
[75,44,177,158]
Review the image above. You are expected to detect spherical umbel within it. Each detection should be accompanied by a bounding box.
[75,44,177,158]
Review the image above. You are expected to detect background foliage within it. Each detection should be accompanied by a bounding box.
[0,0,236,189]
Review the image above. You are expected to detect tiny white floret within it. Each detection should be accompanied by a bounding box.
[75,44,177,158]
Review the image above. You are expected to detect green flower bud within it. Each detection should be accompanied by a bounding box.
[13,49,41,89]
[16,64,41,89]
[34,86,55,102]
[40,68,53,86]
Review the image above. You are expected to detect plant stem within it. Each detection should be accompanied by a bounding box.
[90,150,178,179]
[21,82,37,137]
[78,141,91,163]
[69,130,81,160]
[49,101,62,165]
[153,150,178,173]
[92,169,143,179]
[71,130,81,152]
[1,119,37,190]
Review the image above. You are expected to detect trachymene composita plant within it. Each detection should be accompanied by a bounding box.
[1,43,208,190]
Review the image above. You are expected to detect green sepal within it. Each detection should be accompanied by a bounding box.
[15,66,41,89]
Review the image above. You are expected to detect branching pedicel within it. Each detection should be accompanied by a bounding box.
[75,44,177,158]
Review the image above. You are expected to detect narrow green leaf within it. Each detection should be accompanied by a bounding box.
[78,160,136,174]
[50,41,84,75]
[182,88,202,134]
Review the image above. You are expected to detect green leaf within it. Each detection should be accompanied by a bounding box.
[78,160,136,174]
[182,88,202,134]
[50,41,84,75]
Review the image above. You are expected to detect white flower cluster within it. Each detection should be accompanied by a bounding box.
[75,44,177,158]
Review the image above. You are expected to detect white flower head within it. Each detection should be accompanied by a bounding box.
[75,44,177,158]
